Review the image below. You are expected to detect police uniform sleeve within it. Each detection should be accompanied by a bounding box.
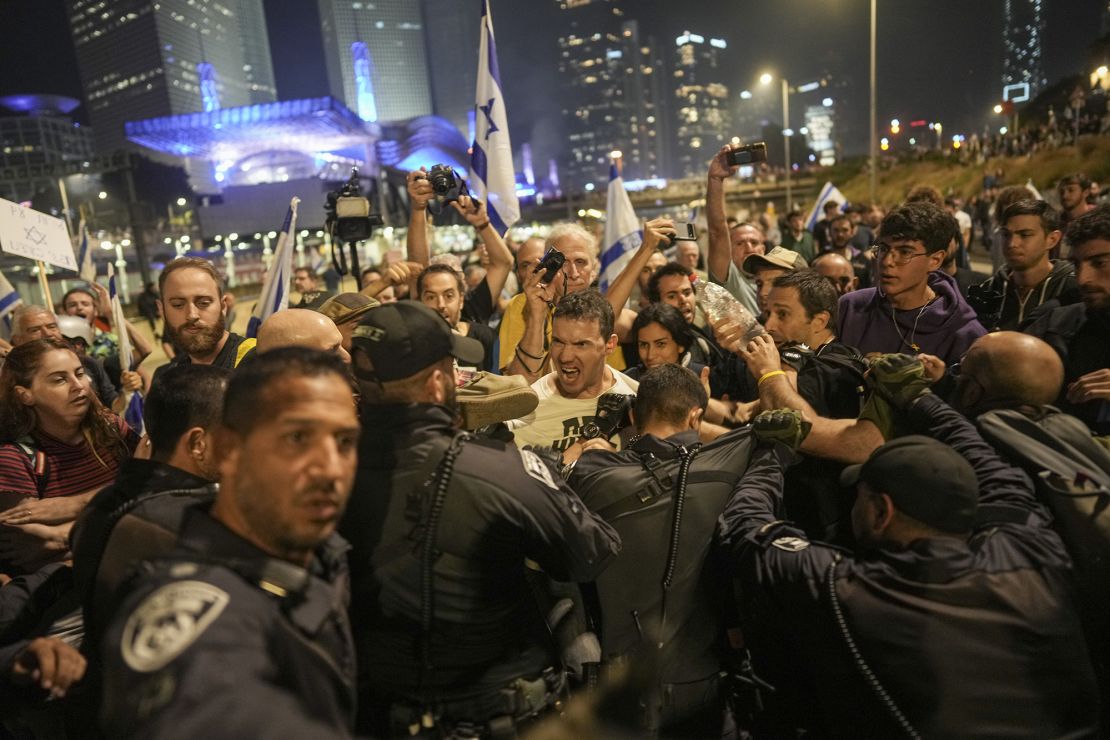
[101,576,354,740]
[500,448,621,582]
[716,444,837,597]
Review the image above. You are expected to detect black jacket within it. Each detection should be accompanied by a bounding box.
[569,428,753,683]
[976,259,1081,330]
[100,506,356,739]
[71,459,215,651]
[342,403,620,726]
[1024,302,1110,435]
[716,393,1099,738]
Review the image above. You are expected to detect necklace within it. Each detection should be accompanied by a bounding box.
[890,298,935,352]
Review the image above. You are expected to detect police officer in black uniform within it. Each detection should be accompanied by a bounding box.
[568,364,752,737]
[717,362,1100,738]
[100,348,362,738]
[343,301,621,738]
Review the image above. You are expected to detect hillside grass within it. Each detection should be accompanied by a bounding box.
[831,137,1110,205]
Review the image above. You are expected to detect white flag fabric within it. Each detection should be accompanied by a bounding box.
[804,181,847,232]
[0,267,22,322]
[599,164,643,294]
[247,197,299,338]
[1025,179,1044,200]
[108,264,144,434]
[76,219,96,282]
[468,0,519,235]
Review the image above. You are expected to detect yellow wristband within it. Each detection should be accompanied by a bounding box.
[758,370,787,387]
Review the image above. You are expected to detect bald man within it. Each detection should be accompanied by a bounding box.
[811,252,860,297]
[941,332,1064,416]
[256,309,350,363]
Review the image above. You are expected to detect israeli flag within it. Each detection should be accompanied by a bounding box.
[0,267,22,323]
[804,181,847,232]
[246,197,299,339]
[599,164,642,293]
[108,264,144,434]
[76,219,96,282]
[469,0,519,235]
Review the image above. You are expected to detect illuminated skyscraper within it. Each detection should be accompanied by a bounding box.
[1002,0,1046,99]
[555,0,668,190]
[318,0,433,123]
[65,0,276,153]
[672,31,730,179]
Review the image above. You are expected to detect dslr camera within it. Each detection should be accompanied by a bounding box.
[580,393,634,441]
[325,168,383,243]
[725,142,769,167]
[427,164,468,206]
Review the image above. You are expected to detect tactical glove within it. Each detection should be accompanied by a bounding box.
[867,353,932,410]
[752,409,812,452]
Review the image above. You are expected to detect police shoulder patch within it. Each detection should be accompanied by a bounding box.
[771,536,811,552]
[121,580,230,673]
[519,449,558,490]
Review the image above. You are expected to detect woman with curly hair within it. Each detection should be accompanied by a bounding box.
[0,338,138,574]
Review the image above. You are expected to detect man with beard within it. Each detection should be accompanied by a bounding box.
[343,301,619,737]
[100,348,360,738]
[1025,203,1110,434]
[825,214,872,289]
[417,263,496,371]
[1058,173,1095,231]
[152,258,254,384]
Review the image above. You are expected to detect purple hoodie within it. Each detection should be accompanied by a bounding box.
[837,270,986,365]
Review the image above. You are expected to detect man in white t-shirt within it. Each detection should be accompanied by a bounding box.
[509,290,638,455]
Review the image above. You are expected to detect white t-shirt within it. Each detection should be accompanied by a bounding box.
[954,209,972,236]
[508,370,639,452]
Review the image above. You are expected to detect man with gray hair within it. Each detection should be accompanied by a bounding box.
[500,222,628,381]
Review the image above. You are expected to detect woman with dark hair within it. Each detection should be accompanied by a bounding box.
[0,338,138,574]
[625,303,705,381]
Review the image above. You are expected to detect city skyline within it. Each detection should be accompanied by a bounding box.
[0,0,1106,187]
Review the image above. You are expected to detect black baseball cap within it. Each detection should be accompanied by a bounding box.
[351,301,484,382]
[840,435,978,533]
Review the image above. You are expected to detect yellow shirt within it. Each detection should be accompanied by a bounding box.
[497,292,626,372]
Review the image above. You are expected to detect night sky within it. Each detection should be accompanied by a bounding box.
[2,0,1105,158]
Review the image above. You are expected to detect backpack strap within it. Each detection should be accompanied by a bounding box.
[14,435,48,499]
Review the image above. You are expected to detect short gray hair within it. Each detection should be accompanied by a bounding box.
[545,222,597,261]
[10,305,53,337]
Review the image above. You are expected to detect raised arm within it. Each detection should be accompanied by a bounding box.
[502,268,558,381]
[604,217,674,342]
[452,194,513,306]
[706,146,739,284]
[405,168,434,267]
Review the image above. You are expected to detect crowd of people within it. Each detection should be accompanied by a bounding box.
[0,144,1109,739]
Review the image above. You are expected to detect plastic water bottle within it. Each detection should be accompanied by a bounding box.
[690,275,766,344]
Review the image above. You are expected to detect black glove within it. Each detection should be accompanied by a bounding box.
[867,353,932,410]
[752,409,812,452]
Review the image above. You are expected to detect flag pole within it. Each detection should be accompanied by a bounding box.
[36,261,51,307]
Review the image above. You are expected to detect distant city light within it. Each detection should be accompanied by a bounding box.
[1000,126,1008,134]
[584,183,595,192]
[100,240,113,250]
[993,104,1004,114]
[797,81,821,93]
[759,73,773,86]
[610,150,623,159]
[822,97,834,107]
[98,191,107,200]
[740,90,753,100]
[783,128,794,137]
[176,197,187,206]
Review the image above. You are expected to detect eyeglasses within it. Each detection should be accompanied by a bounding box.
[868,244,929,265]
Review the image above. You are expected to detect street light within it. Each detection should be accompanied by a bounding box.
[759,72,773,86]
[98,191,108,200]
[175,197,187,207]
[993,104,1004,114]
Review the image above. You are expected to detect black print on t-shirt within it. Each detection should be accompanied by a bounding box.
[552,416,597,451]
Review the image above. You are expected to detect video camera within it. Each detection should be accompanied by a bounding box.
[325,168,384,244]
[324,167,384,279]
[580,393,634,441]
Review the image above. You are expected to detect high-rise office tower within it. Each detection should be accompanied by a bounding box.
[318,0,433,123]
[672,31,730,179]
[1002,0,1046,99]
[555,0,667,190]
[65,0,277,153]
[422,0,477,139]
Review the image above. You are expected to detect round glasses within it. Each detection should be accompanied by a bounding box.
[868,244,929,266]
